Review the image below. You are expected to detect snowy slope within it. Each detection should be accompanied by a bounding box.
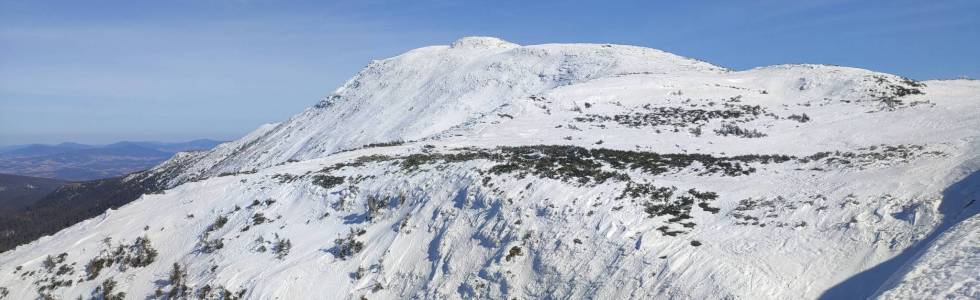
[874,163,980,299]
[1,37,978,300]
[875,214,979,299]
[151,37,727,186]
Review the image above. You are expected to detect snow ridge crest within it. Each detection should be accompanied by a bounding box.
[450,36,519,49]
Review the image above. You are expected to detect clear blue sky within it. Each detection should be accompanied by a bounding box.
[1,0,978,145]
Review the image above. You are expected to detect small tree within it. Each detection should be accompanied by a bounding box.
[127,236,158,267]
[94,278,126,300]
[167,263,189,298]
[85,256,109,280]
[199,238,225,254]
[505,246,523,262]
[206,215,229,233]
[273,238,292,260]
[332,229,365,260]
[42,255,57,272]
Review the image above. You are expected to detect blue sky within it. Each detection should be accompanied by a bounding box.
[1,0,978,145]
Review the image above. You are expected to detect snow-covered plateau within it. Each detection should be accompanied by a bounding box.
[1,37,978,299]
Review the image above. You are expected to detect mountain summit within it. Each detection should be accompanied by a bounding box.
[149,37,730,186]
[449,36,519,49]
[1,38,978,299]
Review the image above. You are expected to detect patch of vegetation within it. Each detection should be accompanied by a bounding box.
[698,202,721,214]
[729,196,812,228]
[688,189,722,213]
[251,213,268,226]
[253,236,269,253]
[247,199,262,209]
[618,185,731,234]
[332,228,366,260]
[32,253,75,294]
[646,195,693,222]
[688,189,719,201]
[731,197,771,226]
[714,123,767,138]
[198,238,225,254]
[158,263,189,299]
[352,266,367,280]
[85,236,158,280]
[801,144,943,168]
[574,103,766,129]
[272,173,300,183]
[195,284,247,300]
[217,169,257,177]
[398,151,495,171]
[656,225,684,236]
[488,146,789,183]
[127,236,158,268]
[206,215,228,233]
[320,154,393,173]
[93,278,125,300]
[312,175,345,189]
[273,237,292,260]
[361,140,406,149]
[620,183,674,203]
[787,113,811,123]
[321,145,793,185]
[505,246,523,262]
[485,146,628,184]
[866,75,926,111]
[41,253,67,273]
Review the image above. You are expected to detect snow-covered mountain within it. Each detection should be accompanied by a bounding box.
[1,37,977,299]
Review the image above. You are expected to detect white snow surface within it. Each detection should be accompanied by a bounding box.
[876,213,979,299]
[1,37,979,300]
[150,36,727,186]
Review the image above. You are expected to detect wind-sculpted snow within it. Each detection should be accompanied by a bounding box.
[875,214,980,299]
[872,165,980,299]
[1,37,979,299]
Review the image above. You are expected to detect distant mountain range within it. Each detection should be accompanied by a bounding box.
[0,139,224,180]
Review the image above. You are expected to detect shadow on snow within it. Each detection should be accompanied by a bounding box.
[819,169,980,299]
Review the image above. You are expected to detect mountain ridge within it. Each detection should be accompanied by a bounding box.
[147,37,927,186]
